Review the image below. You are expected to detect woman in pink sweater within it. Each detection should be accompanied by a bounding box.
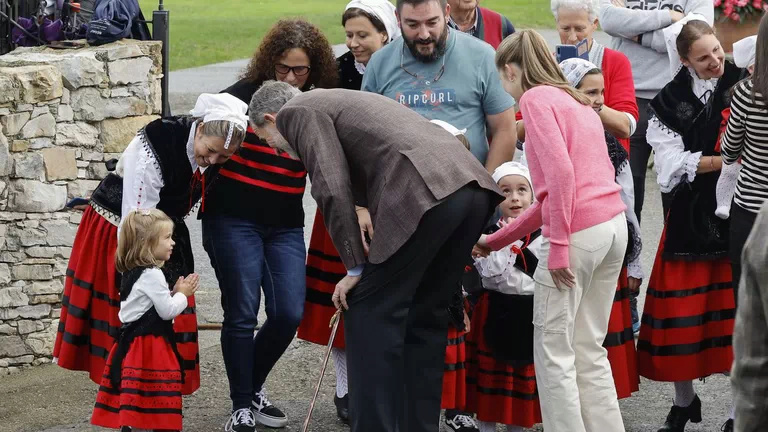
[477,29,627,432]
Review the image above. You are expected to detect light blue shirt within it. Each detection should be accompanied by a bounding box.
[362,29,515,165]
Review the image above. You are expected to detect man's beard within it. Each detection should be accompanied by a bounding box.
[404,25,448,63]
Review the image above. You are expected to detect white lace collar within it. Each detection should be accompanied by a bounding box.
[187,120,207,174]
[689,67,717,104]
[354,59,366,75]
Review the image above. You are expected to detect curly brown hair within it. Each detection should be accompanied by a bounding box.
[241,19,338,90]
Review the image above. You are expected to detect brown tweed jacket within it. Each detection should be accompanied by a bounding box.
[276,89,502,269]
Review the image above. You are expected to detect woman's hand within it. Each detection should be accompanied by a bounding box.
[463,309,471,333]
[628,277,642,294]
[355,206,374,254]
[332,274,361,310]
[173,273,200,297]
[550,268,576,290]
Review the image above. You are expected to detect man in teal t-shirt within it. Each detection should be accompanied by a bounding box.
[362,0,516,169]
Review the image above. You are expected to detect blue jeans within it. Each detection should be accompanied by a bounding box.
[202,216,306,410]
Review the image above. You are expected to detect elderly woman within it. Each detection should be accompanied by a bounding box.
[53,93,248,396]
[551,0,643,332]
[296,0,400,424]
[200,19,338,432]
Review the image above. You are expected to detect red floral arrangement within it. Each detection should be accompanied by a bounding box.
[714,0,768,22]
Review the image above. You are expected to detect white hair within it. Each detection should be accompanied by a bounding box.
[551,0,600,22]
[248,80,301,127]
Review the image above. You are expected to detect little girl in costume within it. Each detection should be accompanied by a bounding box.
[466,161,542,432]
[91,209,199,432]
[715,35,756,219]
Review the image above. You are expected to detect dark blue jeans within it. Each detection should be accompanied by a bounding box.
[202,216,306,410]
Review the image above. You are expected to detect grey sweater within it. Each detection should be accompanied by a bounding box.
[599,0,713,100]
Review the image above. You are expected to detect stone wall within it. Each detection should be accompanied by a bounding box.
[0,40,162,375]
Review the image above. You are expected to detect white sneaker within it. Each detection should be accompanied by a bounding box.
[252,389,288,428]
[225,407,256,432]
[445,413,479,432]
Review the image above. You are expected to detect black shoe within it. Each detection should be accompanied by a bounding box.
[657,395,702,432]
[334,394,349,424]
[444,411,479,432]
[252,389,288,428]
[225,408,256,432]
[722,419,734,432]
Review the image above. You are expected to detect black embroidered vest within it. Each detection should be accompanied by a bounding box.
[649,62,741,260]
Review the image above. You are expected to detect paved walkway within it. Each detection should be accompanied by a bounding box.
[0,29,736,432]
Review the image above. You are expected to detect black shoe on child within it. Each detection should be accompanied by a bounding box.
[334,394,350,424]
[225,408,256,432]
[252,389,288,428]
[444,410,479,432]
[657,395,703,432]
[721,418,734,432]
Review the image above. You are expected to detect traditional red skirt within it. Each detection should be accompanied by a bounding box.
[54,206,121,383]
[637,229,735,382]
[441,326,467,410]
[53,206,200,393]
[465,294,541,428]
[91,335,183,430]
[603,267,640,399]
[297,211,347,348]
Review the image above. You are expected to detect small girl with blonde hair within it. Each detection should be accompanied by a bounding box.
[91,209,199,432]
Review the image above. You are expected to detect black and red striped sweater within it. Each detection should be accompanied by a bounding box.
[202,78,307,227]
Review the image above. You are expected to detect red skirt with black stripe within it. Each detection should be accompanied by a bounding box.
[54,206,121,384]
[53,206,200,394]
[297,211,347,348]
[465,293,541,428]
[603,267,640,399]
[637,228,735,382]
[441,326,467,410]
[91,335,183,430]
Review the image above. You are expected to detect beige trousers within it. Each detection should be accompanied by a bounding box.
[532,213,628,432]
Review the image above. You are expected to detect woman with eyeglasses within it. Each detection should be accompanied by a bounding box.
[295,0,400,425]
[200,19,338,432]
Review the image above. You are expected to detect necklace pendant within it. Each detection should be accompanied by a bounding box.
[425,80,431,85]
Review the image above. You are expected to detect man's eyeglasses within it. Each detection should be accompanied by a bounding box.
[275,64,311,76]
[400,44,445,85]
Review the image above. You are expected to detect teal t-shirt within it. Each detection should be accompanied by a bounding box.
[362,29,515,164]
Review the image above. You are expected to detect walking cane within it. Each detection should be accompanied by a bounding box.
[301,307,343,432]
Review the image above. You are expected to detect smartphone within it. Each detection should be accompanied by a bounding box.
[555,38,590,63]
[66,197,89,208]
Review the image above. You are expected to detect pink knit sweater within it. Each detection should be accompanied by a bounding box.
[487,86,625,269]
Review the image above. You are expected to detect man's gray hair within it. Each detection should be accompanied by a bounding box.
[248,80,301,127]
[551,0,600,22]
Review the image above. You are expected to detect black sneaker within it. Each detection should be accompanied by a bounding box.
[722,419,734,432]
[444,411,479,432]
[334,394,350,424]
[252,389,288,428]
[225,408,256,432]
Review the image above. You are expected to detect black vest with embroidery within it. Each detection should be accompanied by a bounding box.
[649,62,741,260]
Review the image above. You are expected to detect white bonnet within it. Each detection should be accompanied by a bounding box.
[492,161,533,193]
[559,57,600,88]
[345,0,401,42]
[430,119,467,137]
[733,35,757,69]
[189,93,249,149]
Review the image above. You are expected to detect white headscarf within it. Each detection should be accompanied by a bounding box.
[430,119,467,137]
[733,35,757,69]
[189,93,249,149]
[345,0,401,43]
[662,13,711,79]
[492,161,533,195]
[559,57,601,88]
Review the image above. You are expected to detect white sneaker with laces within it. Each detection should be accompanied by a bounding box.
[225,407,256,432]
[252,389,288,428]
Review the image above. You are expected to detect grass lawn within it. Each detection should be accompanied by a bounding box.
[138,0,554,71]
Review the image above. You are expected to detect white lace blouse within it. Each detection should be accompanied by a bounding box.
[473,234,544,295]
[115,121,204,237]
[647,67,717,194]
[118,268,188,324]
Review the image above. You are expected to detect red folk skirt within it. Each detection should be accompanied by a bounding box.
[465,293,541,428]
[442,326,468,410]
[91,335,183,430]
[53,206,200,393]
[54,206,121,383]
[297,210,347,348]
[603,267,640,399]
[637,228,735,382]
